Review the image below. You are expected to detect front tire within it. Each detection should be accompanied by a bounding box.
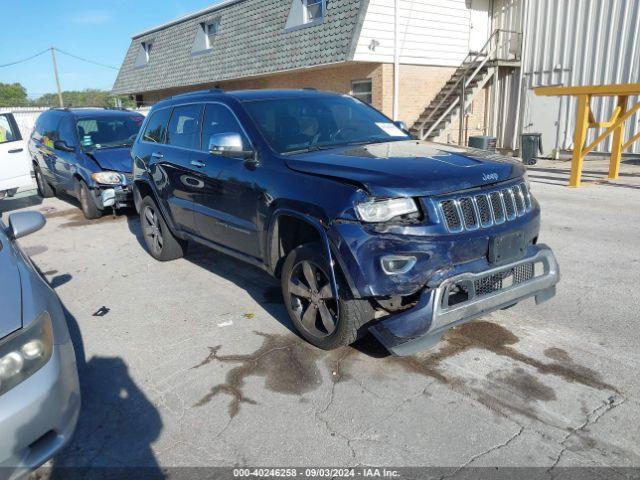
[78,180,102,220]
[139,196,185,261]
[34,165,54,198]
[281,243,374,350]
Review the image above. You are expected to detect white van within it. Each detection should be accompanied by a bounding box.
[0,112,32,199]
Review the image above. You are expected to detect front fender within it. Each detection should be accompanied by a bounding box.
[265,209,344,301]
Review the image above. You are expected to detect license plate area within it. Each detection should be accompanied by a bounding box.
[488,231,525,265]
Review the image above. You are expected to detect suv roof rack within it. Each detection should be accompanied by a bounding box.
[170,88,224,99]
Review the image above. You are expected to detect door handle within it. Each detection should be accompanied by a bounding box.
[190,160,206,168]
[151,152,163,159]
[8,148,23,154]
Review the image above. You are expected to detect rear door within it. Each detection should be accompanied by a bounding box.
[0,113,31,193]
[138,106,200,234]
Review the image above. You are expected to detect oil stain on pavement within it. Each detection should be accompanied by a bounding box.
[192,332,324,417]
[192,321,618,422]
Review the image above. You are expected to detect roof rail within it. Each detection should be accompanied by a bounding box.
[170,88,224,99]
[302,87,317,91]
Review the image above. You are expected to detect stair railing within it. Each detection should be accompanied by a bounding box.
[415,29,520,140]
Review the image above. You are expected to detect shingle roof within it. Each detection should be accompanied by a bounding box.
[112,0,368,95]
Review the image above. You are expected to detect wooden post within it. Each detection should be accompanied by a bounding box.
[569,95,590,188]
[609,95,628,179]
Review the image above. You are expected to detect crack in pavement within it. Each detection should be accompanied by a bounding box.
[440,425,525,479]
[547,395,626,477]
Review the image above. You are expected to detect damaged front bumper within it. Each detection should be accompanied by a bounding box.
[92,185,133,210]
[369,245,559,356]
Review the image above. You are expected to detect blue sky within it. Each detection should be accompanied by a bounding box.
[0,0,221,98]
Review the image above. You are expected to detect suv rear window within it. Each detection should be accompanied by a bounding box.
[143,108,172,143]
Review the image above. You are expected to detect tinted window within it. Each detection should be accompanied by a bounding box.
[242,95,408,154]
[143,108,171,143]
[0,115,18,144]
[39,112,62,143]
[201,104,248,152]
[76,114,143,149]
[166,104,203,149]
[58,115,77,146]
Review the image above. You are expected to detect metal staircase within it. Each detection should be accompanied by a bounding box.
[410,29,520,142]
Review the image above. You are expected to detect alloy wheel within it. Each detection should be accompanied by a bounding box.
[142,205,164,255]
[288,260,338,338]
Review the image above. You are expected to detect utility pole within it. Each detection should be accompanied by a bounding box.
[50,47,64,107]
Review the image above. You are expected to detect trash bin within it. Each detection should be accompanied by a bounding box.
[520,133,543,165]
[468,135,497,152]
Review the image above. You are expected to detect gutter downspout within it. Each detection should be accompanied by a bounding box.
[393,0,400,121]
[514,0,530,153]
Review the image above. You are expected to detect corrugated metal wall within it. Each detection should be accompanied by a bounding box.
[521,0,640,154]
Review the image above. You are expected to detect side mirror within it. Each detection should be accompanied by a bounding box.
[394,120,408,132]
[54,140,75,152]
[208,133,254,160]
[8,211,46,240]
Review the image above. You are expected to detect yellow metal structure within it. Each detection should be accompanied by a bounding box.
[534,83,640,187]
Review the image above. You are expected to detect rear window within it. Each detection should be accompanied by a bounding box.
[142,108,172,144]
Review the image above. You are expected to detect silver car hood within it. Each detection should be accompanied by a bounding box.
[0,235,22,339]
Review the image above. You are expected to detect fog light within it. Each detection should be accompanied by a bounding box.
[381,255,417,275]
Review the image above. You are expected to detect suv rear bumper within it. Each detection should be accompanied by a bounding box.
[369,245,559,356]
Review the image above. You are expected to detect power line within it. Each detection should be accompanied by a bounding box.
[54,48,118,70]
[0,47,118,70]
[0,48,50,68]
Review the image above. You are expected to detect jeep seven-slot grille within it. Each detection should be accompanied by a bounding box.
[439,182,532,233]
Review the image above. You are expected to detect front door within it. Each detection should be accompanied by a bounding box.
[53,114,79,192]
[0,113,31,193]
[190,103,261,259]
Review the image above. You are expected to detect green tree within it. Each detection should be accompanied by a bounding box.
[0,83,29,107]
[32,89,136,108]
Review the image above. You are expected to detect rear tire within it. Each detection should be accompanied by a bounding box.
[78,180,102,220]
[281,243,374,350]
[34,165,54,198]
[139,196,186,261]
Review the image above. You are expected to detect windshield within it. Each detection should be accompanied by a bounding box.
[241,95,409,154]
[77,115,144,150]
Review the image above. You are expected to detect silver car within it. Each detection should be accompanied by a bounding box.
[0,211,80,479]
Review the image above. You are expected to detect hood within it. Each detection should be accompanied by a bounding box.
[284,140,526,197]
[86,147,132,173]
[0,232,23,339]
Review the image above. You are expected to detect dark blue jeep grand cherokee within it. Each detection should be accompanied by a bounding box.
[131,89,559,356]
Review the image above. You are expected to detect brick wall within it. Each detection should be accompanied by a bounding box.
[136,61,485,145]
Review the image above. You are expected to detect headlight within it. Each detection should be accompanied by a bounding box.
[91,171,124,185]
[355,197,418,223]
[0,311,53,396]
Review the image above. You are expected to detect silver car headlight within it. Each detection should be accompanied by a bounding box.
[91,171,124,185]
[355,197,418,223]
[0,311,53,396]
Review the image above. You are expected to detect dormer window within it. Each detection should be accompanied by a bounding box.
[192,18,220,54]
[285,0,326,31]
[135,41,153,67]
[305,0,324,22]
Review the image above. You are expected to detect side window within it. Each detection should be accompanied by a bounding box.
[165,104,203,149]
[41,113,61,146]
[142,108,171,143]
[0,114,19,144]
[201,104,249,152]
[58,116,77,147]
